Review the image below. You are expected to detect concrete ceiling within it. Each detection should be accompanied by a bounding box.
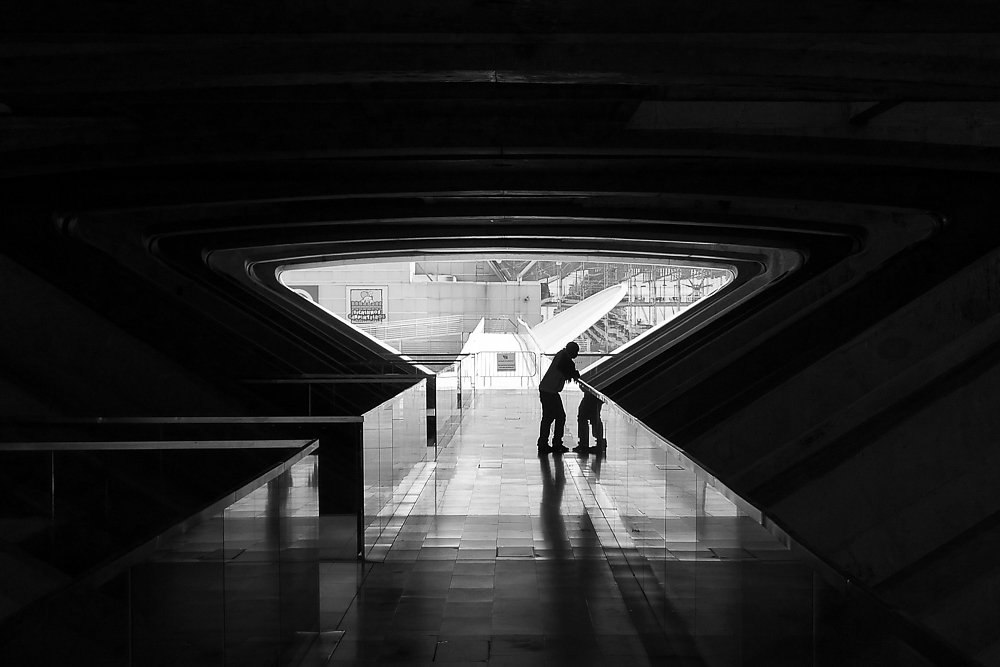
[3,1,1000,178]
[4,1,995,410]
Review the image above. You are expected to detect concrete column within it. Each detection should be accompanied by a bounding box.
[317,422,364,559]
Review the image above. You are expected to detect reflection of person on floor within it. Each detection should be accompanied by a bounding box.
[538,453,569,558]
[537,341,580,455]
[574,388,608,453]
[589,447,604,480]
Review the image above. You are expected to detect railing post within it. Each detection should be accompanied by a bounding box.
[426,376,437,448]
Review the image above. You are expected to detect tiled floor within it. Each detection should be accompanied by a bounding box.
[320,389,818,666]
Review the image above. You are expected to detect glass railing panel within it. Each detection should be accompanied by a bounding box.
[435,357,475,448]
[579,384,823,667]
[395,381,429,547]
[692,466,744,667]
[278,455,320,665]
[390,381,427,509]
[127,452,318,667]
[361,379,432,560]
[0,443,320,667]
[458,353,477,397]
[224,477,282,667]
[131,508,227,666]
[362,402,386,552]
[435,362,460,448]
[579,383,951,665]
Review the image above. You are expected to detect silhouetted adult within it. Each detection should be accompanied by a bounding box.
[537,341,580,454]
[574,388,607,453]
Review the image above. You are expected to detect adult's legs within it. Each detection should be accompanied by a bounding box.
[538,393,551,446]
[538,392,564,447]
[550,394,566,447]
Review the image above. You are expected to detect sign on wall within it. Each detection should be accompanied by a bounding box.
[347,286,388,323]
[497,352,516,372]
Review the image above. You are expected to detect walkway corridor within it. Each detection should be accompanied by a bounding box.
[319,389,822,666]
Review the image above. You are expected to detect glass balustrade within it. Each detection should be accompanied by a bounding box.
[131,453,319,667]
[361,379,431,560]
[579,385,934,666]
[0,448,320,667]
[435,359,472,449]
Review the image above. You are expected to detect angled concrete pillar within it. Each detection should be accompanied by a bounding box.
[317,422,364,560]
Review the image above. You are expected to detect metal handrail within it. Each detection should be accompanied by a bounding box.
[243,375,429,383]
[6,415,362,424]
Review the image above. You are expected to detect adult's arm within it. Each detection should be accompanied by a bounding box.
[557,352,580,380]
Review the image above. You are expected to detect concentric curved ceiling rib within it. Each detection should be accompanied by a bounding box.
[66,189,939,419]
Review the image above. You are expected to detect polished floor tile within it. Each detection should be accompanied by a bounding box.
[324,389,822,666]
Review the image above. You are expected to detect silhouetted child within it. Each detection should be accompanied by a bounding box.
[574,389,607,453]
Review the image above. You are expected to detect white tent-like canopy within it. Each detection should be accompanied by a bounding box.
[525,283,628,353]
